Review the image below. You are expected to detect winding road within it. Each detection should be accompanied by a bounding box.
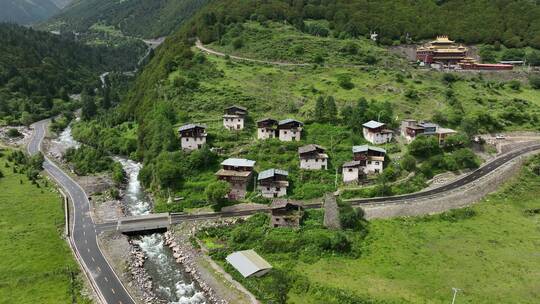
[28,120,135,304]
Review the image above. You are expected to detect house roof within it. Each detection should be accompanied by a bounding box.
[226,250,272,278]
[225,105,247,112]
[278,118,303,126]
[436,127,457,135]
[221,158,256,167]
[342,160,362,168]
[362,120,385,129]
[215,169,252,178]
[178,123,206,132]
[298,144,325,154]
[418,122,438,129]
[258,168,288,180]
[352,145,386,154]
[257,118,277,123]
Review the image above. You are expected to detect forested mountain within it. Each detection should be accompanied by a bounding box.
[0,23,133,125]
[44,0,209,38]
[0,0,60,24]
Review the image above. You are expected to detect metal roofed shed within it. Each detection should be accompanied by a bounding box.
[278,118,303,126]
[226,250,272,278]
[221,158,256,168]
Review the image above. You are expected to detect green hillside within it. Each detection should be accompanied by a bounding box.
[199,154,540,304]
[0,23,143,126]
[43,0,210,38]
[0,0,60,25]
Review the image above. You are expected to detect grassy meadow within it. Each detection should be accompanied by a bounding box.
[200,154,540,304]
[0,148,89,304]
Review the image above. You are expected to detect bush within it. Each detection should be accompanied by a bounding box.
[205,180,231,205]
[529,75,540,90]
[442,73,459,85]
[6,128,22,138]
[337,74,354,90]
[507,80,521,91]
[232,37,243,49]
[408,136,442,159]
[400,154,417,171]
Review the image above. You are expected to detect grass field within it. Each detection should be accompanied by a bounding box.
[202,154,540,303]
[0,148,89,304]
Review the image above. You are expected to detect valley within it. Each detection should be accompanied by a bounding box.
[1,1,540,304]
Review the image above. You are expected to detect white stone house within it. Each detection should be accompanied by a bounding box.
[257,118,278,140]
[342,161,363,183]
[298,144,328,170]
[178,124,207,151]
[257,168,289,198]
[362,120,393,144]
[278,119,303,142]
[215,158,256,200]
[343,145,386,183]
[223,105,248,131]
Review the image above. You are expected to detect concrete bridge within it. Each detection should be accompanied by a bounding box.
[98,213,171,234]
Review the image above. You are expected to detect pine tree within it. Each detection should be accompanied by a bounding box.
[81,92,97,120]
[325,96,337,123]
[313,96,326,122]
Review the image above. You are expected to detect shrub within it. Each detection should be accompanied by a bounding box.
[6,128,22,138]
[232,37,243,49]
[507,80,521,91]
[408,136,442,159]
[442,73,459,85]
[205,180,231,205]
[529,74,540,89]
[400,154,417,171]
[337,74,354,89]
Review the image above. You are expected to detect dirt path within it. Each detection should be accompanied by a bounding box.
[195,39,369,68]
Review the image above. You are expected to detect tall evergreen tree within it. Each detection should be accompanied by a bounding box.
[325,96,337,123]
[313,96,326,122]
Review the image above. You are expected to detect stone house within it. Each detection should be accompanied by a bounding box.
[256,118,278,140]
[362,120,393,144]
[178,124,207,151]
[298,144,328,170]
[278,119,303,141]
[257,168,289,198]
[341,145,386,183]
[215,158,256,200]
[400,119,457,144]
[269,199,304,228]
[223,105,248,131]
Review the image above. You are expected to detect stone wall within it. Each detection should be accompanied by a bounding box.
[362,151,539,220]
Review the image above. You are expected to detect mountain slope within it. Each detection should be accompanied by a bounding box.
[0,23,134,125]
[0,0,60,24]
[44,0,209,38]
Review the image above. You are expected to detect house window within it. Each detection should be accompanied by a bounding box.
[284,131,288,134]
[267,187,270,191]
[368,161,371,164]
[276,187,280,191]
[348,169,353,172]
[375,162,380,165]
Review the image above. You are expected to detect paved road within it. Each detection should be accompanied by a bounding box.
[28,120,135,304]
[167,142,540,223]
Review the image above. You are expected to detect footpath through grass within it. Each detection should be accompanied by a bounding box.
[0,148,89,304]
[201,154,540,303]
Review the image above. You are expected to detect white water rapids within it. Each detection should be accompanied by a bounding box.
[55,126,206,304]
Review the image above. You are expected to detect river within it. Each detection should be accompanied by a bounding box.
[56,126,206,304]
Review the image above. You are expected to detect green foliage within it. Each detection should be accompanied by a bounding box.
[400,154,416,172]
[529,74,540,89]
[6,128,21,138]
[337,74,354,90]
[111,162,126,185]
[64,145,114,175]
[507,80,521,91]
[0,23,133,125]
[205,180,232,205]
[7,150,44,181]
[44,0,209,39]
[339,201,367,232]
[408,136,441,159]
